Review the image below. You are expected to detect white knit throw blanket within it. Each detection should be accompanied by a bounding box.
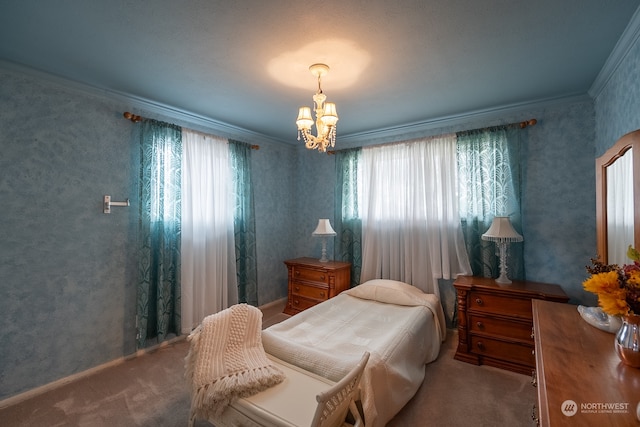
[185,304,285,420]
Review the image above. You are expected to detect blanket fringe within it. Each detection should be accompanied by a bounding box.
[185,305,286,419]
[190,365,286,418]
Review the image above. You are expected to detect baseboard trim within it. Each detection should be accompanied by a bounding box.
[258,297,287,312]
[0,335,186,410]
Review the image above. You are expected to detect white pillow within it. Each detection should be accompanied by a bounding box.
[343,279,426,306]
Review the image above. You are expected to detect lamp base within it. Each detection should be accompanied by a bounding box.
[319,237,329,262]
[495,273,512,285]
[495,241,512,285]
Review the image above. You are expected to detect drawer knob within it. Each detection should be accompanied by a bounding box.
[295,271,300,276]
[475,298,483,305]
[293,299,299,305]
[319,291,325,297]
[476,341,485,350]
[320,274,325,280]
[295,286,300,291]
[476,321,484,329]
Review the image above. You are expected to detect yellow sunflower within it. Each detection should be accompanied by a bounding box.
[583,271,629,316]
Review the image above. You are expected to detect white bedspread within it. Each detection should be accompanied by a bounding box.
[262,286,445,427]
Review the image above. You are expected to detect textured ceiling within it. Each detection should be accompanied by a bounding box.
[1,1,638,144]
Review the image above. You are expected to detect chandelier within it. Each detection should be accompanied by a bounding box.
[296,63,338,152]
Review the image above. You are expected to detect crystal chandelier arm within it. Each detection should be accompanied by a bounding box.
[299,128,335,152]
[299,128,320,150]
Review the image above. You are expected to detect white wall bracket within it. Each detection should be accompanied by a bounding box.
[103,195,130,214]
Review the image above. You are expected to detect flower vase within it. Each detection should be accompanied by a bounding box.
[615,314,640,368]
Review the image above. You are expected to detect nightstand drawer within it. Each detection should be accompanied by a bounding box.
[291,282,328,301]
[293,267,329,284]
[470,335,535,367]
[468,291,532,319]
[470,315,533,342]
[288,296,319,312]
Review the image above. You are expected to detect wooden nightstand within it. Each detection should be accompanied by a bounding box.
[283,257,351,315]
[453,275,568,375]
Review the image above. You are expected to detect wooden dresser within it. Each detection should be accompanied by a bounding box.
[454,276,568,375]
[532,300,640,426]
[283,257,351,315]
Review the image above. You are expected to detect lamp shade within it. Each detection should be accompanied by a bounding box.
[296,107,313,130]
[481,216,523,242]
[312,219,336,236]
[321,103,339,126]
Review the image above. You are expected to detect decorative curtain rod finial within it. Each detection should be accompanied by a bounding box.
[123,111,142,123]
[520,119,537,129]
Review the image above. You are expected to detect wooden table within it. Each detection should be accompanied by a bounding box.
[532,300,640,426]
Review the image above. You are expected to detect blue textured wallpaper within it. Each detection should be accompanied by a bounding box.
[292,148,338,259]
[0,69,138,399]
[594,27,640,154]
[251,143,297,305]
[520,103,597,304]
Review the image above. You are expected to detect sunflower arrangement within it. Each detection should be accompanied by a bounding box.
[583,246,640,316]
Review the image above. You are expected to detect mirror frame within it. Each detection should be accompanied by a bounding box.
[596,129,640,264]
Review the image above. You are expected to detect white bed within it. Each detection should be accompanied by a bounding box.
[261,279,447,427]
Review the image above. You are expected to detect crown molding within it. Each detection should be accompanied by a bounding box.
[589,6,640,99]
[0,59,594,148]
[0,60,290,147]
[336,93,592,147]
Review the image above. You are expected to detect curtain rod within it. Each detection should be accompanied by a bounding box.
[326,118,537,155]
[456,118,537,134]
[122,112,260,150]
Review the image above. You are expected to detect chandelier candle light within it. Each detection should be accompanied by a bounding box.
[482,216,523,284]
[296,64,338,153]
[312,219,337,263]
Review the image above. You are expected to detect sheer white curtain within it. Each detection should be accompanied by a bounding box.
[360,134,471,295]
[181,129,238,334]
[607,148,634,265]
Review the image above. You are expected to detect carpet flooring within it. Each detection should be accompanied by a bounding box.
[1,313,536,426]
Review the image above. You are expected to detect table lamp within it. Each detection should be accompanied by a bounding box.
[481,216,523,284]
[312,219,337,262]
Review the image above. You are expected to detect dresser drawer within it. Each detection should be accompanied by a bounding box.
[470,314,533,342]
[468,291,532,319]
[291,282,328,301]
[470,335,535,367]
[288,296,320,312]
[293,267,329,284]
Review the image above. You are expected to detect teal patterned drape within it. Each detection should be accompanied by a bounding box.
[229,140,258,306]
[457,126,525,281]
[137,119,182,349]
[334,148,363,287]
